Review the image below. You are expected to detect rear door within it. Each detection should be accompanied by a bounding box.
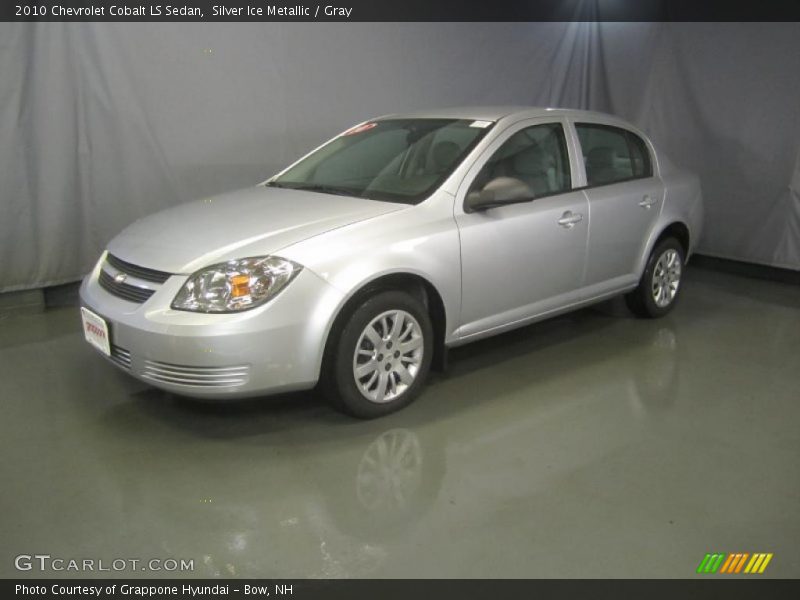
[571,121,663,291]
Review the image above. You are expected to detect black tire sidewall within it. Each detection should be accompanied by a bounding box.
[329,290,434,419]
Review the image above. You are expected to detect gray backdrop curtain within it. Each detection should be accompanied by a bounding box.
[1,22,799,292]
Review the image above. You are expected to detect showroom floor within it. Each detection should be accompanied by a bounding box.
[0,266,798,578]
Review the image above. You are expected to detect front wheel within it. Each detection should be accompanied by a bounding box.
[324,290,433,418]
[626,237,685,318]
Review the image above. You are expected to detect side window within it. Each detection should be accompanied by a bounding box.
[575,123,652,186]
[627,131,651,178]
[470,122,571,198]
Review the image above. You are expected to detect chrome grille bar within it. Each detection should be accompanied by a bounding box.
[106,253,172,284]
[142,360,249,388]
[98,270,155,303]
[109,345,132,370]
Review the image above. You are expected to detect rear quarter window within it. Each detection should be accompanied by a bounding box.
[576,123,652,186]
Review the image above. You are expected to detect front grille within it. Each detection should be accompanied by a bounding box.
[99,269,156,303]
[142,360,249,388]
[106,253,172,284]
[109,345,132,370]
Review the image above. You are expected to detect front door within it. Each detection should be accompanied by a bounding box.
[455,119,589,339]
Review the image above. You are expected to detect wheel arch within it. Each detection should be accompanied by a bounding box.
[319,271,449,381]
[656,221,691,258]
[638,220,691,279]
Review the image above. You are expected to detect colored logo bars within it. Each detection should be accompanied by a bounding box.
[697,553,773,574]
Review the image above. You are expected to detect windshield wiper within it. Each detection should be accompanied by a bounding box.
[267,182,359,197]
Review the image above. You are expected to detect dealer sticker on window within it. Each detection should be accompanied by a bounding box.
[80,307,111,357]
[469,120,493,128]
[342,122,378,136]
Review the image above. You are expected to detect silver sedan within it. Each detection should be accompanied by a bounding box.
[80,107,703,418]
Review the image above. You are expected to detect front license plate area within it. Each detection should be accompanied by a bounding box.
[80,307,111,357]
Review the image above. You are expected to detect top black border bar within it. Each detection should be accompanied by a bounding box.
[4,0,800,22]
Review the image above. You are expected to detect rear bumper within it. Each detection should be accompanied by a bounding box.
[79,256,345,399]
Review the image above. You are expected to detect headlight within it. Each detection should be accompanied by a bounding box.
[171,256,302,313]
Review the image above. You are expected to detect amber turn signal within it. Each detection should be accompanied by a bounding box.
[230,274,251,298]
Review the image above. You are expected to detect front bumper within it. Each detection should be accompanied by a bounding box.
[79,255,345,399]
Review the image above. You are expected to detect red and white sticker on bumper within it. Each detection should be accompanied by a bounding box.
[80,307,111,357]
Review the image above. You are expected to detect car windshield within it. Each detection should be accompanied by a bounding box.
[267,118,493,204]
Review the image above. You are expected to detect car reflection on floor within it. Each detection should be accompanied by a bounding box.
[82,310,679,578]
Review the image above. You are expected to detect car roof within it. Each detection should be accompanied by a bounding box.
[374,106,621,123]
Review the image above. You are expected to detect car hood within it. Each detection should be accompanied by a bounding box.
[106,186,405,274]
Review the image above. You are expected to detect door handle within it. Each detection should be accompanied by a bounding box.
[557,211,583,228]
[638,195,658,209]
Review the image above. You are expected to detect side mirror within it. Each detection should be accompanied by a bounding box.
[464,177,534,213]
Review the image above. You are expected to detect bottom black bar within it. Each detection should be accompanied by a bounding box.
[5,579,800,600]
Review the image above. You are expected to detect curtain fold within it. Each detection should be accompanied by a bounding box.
[1,22,798,292]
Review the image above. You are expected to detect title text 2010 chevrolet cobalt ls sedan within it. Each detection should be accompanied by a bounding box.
[80,107,703,418]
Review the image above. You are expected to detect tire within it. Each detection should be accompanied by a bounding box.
[625,237,686,318]
[323,290,434,419]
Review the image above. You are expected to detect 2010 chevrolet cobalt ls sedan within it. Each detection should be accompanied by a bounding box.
[80,107,703,418]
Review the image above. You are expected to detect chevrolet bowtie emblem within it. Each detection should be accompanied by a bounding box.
[114,272,127,284]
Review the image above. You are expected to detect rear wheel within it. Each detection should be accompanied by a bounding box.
[324,290,433,418]
[626,237,685,318]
